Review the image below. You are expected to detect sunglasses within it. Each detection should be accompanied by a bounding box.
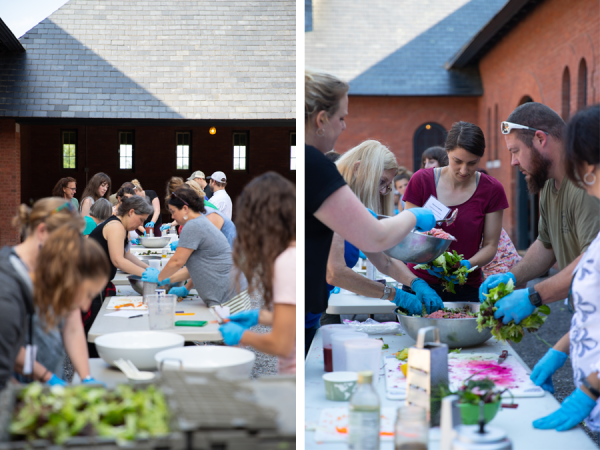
[171,192,189,206]
[44,201,76,220]
[501,121,548,135]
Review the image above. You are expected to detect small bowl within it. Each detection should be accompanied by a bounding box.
[139,236,171,248]
[457,401,501,425]
[323,372,358,401]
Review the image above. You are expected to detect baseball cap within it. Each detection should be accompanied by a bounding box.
[208,171,227,183]
[187,170,206,181]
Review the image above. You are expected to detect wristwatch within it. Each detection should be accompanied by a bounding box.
[381,285,393,300]
[528,286,543,308]
[581,377,600,400]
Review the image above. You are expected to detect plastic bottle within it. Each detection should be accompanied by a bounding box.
[348,371,380,450]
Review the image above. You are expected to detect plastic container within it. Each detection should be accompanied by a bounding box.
[331,332,368,372]
[321,324,350,372]
[146,294,176,330]
[344,339,384,382]
[148,259,161,270]
[394,405,428,450]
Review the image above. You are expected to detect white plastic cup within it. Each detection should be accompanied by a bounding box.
[149,259,161,270]
[331,332,368,372]
[146,294,176,330]
[344,339,384,382]
[162,258,171,268]
[321,324,350,372]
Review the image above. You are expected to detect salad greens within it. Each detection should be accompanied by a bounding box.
[376,338,389,350]
[414,250,478,294]
[436,378,507,406]
[476,279,551,343]
[396,304,475,318]
[10,383,170,445]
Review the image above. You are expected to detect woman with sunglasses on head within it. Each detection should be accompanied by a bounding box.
[218,173,296,374]
[0,199,107,389]
[80,172,111,218]
[144,187,250,312]
[52,177,79,210]
[401,121,508,302]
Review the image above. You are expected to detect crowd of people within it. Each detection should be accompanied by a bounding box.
[305,68,599,431]
[0,167,296,389]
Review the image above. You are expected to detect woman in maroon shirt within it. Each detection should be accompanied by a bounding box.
[402,121,509,302]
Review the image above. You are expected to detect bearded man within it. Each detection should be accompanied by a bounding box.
[479,102,600,395]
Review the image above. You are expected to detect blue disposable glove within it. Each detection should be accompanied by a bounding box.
[441,260,472,284]
[131,238,140,245]
[160,224,171,232]
[170,240,178,251]
[142,268,169,286]
[479,272,516,303]
[219,321,246,346]
[229,309,260,329]
[47,374,67,387]
[493,288,535,325]
[533,387,597,431]
[412,279,444,314]
[393,288,423,316]
[82,376,106,387]
[169,286,189,297]
[358,250,367,260]
[331,286,341,294]
[426,266,445,279]
[530,348,568,394]
[146,221,155,229]
[406,207,436,232]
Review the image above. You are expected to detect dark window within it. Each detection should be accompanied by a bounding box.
[176,132,191,170]
[233,132,247,170]
[290,132,296,170]
[561,67,570,121]
[119,131,134,170]
[413,123,447,172]
[577,58,587,110]
[305,0,312,32]
[62,131,76,169]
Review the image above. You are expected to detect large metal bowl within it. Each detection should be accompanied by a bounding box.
[127,275,184,295]
[139,236,170,248]
[396,302,492,348]
[378,215,452,264]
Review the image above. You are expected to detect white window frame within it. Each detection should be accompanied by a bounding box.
[290,132,296,171]
[62,130,76,169]
[176,132,190,170]
[233,132,247,171]
[119,131,133,170]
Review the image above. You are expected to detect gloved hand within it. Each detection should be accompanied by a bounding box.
[406,207,436,232]
[358,250,367,260]
[392,288,423,316]
[533,388,597,431]
[412,279,444,313]
[47,373,67,387]
[530,348,568,393]
[229,309,260,329]
[426,266,445,279]
[142,267,169,286]
[82,376,106,387]
[219,321,246,346]
[146,221,155,229]
[331,286,341,294]
[170,240,178,251]
[493,288,535,325]
[169,286,189,297]
[441,260,472,284]
[131,238,140,245]
[160,224,171,232]
[479,272,516,302]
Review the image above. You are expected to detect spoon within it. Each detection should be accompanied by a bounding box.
[113,358,156,381]
[436,208,458,227]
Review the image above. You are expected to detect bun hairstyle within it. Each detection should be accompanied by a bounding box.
[168,187,206,214]
[445,122,486,157]
[12,197,85,239]
[305,69,349,123]
[34,223,110,330]
[565,105,600,186]
[186,180,206,197]
[117,194,154,217]
[233,172,295,308]
[131,179,143,191]
[51,177,76,198]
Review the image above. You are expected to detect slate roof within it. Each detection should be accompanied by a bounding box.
[0,0,295,120]
[305,0,508,96]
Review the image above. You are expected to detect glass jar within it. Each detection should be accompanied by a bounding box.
[348,371,380,450]
[394,405,428,450]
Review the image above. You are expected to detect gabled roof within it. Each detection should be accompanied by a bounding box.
[306,0,508,96]
[0,0,295,120]
[0,18,25,53]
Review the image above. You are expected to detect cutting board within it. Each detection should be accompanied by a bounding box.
[384,356,407,400]
[314,407,396,443]
[449,353,544,398]
[106,297,147,311]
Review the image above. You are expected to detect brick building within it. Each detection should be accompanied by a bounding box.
[0,0,295,246]
[306,0,598,248]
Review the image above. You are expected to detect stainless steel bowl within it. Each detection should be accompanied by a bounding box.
[127,275,184,295]
[396,302,492,348]
[137,254,163,260]
[139,236,170,248]
[378,215,452,264]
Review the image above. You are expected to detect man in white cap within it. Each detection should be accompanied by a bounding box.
[208,171,232,219]
[187,170,213,199]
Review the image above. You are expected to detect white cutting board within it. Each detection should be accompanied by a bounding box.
[314,407,396,443]
[106,297,147,311]
[384,356,406,400]
[449,353,544,398]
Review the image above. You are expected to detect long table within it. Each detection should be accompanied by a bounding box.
[305,329,597,450]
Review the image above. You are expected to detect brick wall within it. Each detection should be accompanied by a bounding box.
[19,122,295,225]
[0,119,21,246]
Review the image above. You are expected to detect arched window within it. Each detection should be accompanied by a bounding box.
[519,96,533,105]
[413,123,447,172]
[577,58,587,110]
[562,67,570,121]
[486,108,491,162]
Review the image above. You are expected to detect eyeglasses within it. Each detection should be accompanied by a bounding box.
[65,187,77,191]
[171,192,189,206]
[378,179,393,195]
[501,121,548,135]
[44,201,76,220]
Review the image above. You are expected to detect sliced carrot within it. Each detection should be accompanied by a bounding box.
[335,426,348,434]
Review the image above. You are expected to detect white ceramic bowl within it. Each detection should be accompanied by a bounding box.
[95,331,185,370]
[154,346,256,379]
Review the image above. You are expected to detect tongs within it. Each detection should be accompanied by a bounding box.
[209,305,231,324]
[436,208,458,226]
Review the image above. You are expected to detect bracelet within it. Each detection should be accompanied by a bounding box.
[581,377,600,400]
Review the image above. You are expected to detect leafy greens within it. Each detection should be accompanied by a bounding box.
[413,250,477,294]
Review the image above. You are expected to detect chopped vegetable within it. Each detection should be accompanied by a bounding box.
[413,250,478,294]
[395,348,409,361]
[476,279,551,343]
[400,363,408,377]
[421,228,457,241]
[376,338,389,350]
[450,348,462,354]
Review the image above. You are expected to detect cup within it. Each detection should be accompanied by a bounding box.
[323,372,358,401]
[344,339,384,383]
[149,259,161,270]
[146,294,176,330]
[321,324,350,372]
[162,258,171,268]
[331,332,368,372]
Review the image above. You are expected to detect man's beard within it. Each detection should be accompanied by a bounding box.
[524,147,552,194]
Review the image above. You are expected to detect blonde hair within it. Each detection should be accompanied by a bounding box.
[185,180,206,198]
[12,197,85,239]
[305,69,349,124]
[131,179,143,191]
[336,140,398,216]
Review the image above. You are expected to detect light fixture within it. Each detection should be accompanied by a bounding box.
[425,124,431,130]
[209,127,216,135]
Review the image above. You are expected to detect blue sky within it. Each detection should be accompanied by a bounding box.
[1,0,69,38]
